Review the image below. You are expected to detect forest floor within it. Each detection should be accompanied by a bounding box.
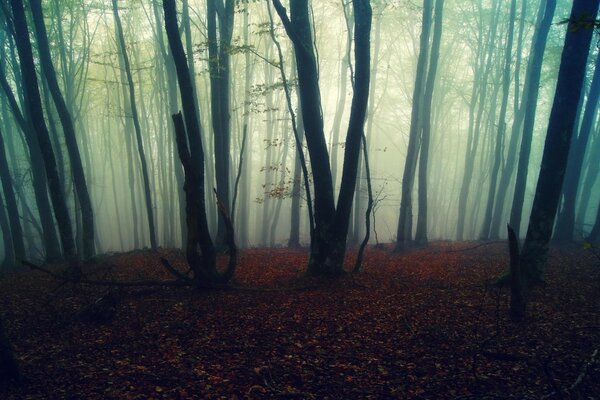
[1,242,599,399]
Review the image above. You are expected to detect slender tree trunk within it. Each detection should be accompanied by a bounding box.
[164,0,236,285]
[415,0,444,245]
[489,0,527,239]
[554,50,600,240]
[480,0,516,240]
[456,0,500,240]
[10,0,76,260]
[0,64,60,261]
[207,0,235,248]
[273,0,336,273]
[112,0,157,250]
[30,0,94,259]
[0,191,15,271]
[0,129,24,261]
[328,0,372,269]
[519,0,599,283]
[330,0,353,190]
[396,0,432,249]
[509,0,556,235]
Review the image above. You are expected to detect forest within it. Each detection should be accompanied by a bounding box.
[0,0,599,398]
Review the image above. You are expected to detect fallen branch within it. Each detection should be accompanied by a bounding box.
[21,260,189,287]
[160,257,193,282]
[21,259,325,292]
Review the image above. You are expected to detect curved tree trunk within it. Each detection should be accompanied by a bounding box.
[10,0,76,260]
[30,0,95,259]
[164,0,236,286]
[415,0,444,245]
[207,0,235,248]
[518,0,599,283]
[112,0,157,250]
[396,0,433,250]
[509,0,556,235]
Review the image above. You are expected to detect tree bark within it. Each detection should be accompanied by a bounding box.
[415,0,444,245]
[10,0,76,260]
[30,0,95,259]
[518,0,599,283]
[112,0,157,250]
[554,50,600,240]
[207,0,235,248]
[509,0,556,235]
[163,0,236,286]
[396,0,433,249]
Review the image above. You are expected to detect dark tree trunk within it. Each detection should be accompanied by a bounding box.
[0,190,15,271]
[113,0,157,250]
[10,0,76,259]
[29,0,94,259]
[272,0,371,274]
[554,50,600,241]
[272,0,336,273]
[456,0,500,240]
[328,0,372,268]
[518,0,599,283]
[396,0,433,249]
[207,0,235,248]
[0,129,24,261]
[0,57,60,261]
[415,0,444,245]
[163,0,236,285]
[480,0,516,240]
[489,0,528,240]
[509,0,556,235]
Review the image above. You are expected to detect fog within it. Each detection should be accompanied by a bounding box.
[0,0,598,265]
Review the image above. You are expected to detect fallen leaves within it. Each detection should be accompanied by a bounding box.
[0,243,598,398]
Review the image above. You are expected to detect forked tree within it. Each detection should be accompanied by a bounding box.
[163,0,236,286]
[272,0,372,275]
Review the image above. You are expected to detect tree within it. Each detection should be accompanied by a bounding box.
[207,0,235,248]
[479,0,516,240]
[112,0,158,250]
[0,11,61,262]
[396,0,433,249]
[554,49,600,240]
[9,0,76,260]
[0,127,24,262]
[414,0,444,245]
[272,0,372,274]
[517,0,599,284]
[29,0,95,259]
[509,0,557,236]
[163,0,236,286]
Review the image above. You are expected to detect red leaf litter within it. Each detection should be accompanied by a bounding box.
[1,242,599,399]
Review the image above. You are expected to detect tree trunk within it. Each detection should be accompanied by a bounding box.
[415,0,444,245]
[509,0,556,235]
[30,0,95,259]
[554,49,600,240]
[163,0,236,285]
[272,0,371,274]
[112,0,157,250]
[396,0,433,249]
[480,0,516,240]
[10,0,76,260]
[0,59,61,261]
[518,0,599,283]
[0,129,24,261]
[207,0,235,248]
